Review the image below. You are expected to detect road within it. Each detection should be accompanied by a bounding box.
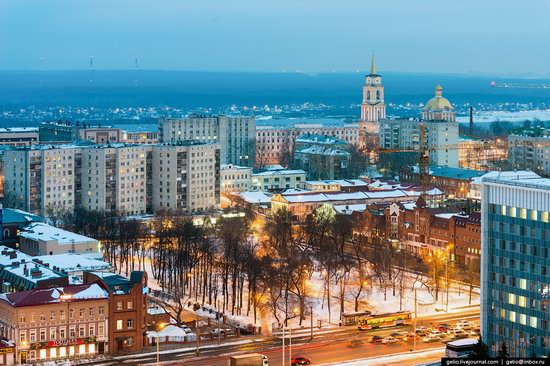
[108,309,478,366]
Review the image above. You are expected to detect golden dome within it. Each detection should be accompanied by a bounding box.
[423,84,453,110]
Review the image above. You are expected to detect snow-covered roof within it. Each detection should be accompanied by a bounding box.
[221,164,252,171]
[305,179,369,187]
[472,170,541,186]
[20,222,97,245]
[0,283,108,307]
[252,169,306,177]
[333,204,368,215]
[146,325,189,338]
[296,145,350,156]
[2,262,62,283]
[239,191,272,204]
[33,254,111,272]
[447,338,478,347]
[0,246,33,266]
[0,127,38,133]
[277,188,443,204]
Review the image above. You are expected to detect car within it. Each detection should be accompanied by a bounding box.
[448,329,469,339]
[403,332,419,341]
[358,324,370,331]
[436,323,452,332]
[347,339,365,348]
[428,330,445,339]
[369,335,384,343]
[470,327,481,336]
[456,320,471,327]
[389,331,408,340]
[423,334,441,343]
[382,336,399,344]
[182,326,192,334]
[458,323,473,331]
[415,326,430,334]
[291,356,311,365]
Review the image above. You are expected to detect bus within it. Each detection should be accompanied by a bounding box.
[357,311,412,330]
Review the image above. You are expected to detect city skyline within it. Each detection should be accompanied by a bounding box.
[1,0,549,76]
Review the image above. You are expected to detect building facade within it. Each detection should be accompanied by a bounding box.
[220,164,252,193]
[378,85,459,167]
[508,130,550,177]
[458,137,508,170]
[152,142,220,213]
[158,115,255,167]
[481,176,550,357]
[250,169,306,191]
[255,121,358,167]
[39,122,121,144]
[0,128,39,147]
[3,145,82,215]
[81,145,152,215]
[0,284,110,363]
[294,146,351,180]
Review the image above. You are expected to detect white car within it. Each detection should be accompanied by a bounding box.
[448,329,469,339]
[428,330,445,338]
[382,336,399,344]
[423,334,441,343]
[415,326,430,335]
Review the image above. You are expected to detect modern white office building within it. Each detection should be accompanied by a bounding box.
[158,114,255,167]
[481,175,550,357]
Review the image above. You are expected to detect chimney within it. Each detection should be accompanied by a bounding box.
[9,252,16,259]
[31,267,42,278]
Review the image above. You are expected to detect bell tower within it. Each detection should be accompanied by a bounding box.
[360,52,386,123]
[359,52,385,154]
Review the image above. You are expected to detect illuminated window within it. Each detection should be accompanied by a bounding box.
[116,320,123,330]
[530,316,538,328]
[500,308,505,319]
[519,296,526,307]
[531,210,538,221]
[520,208,527,219]
[519,313,527,325]
[520,278,527,290]
[509,207,516,217]
[79,344,86,354]
[501,205,507,216]
[508,293,516,305]
[509,311,516,323]
[543,212,549,223]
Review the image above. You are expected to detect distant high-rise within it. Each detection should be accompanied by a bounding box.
[481,174,550,357]
[158,114,255,167]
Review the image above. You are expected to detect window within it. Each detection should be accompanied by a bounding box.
[509,311,516,323]
[20,314,26,323]
[79,308,84,317]
[50,328,56,340]
[69,326,76,338]
[520,278,527,290]
[116,320,123,330]
[127,319,134,329]
[127,300,134,309]
[116,301,123,311]
[40,329,46,341]
[519,296,526,307]
[40,313,46,322]
[30,329,36,342]
[99,306,105,316]
[59,328,66,339]
[89,308,94,317]
[98,323,105,336]
[520,208,527,219]
[20,330,26,343]
[60,310,65,320]
[79,325,85,337]
[70,309,75,319]
[50,311,56,321]
[30,313,36,323]
[127,337,134,347]
[89,324,95,336]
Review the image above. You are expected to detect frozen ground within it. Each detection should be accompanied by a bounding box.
[457,108,550,123]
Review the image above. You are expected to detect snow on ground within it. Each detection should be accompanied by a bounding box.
[457,109,550,123]
[116,254,480,333]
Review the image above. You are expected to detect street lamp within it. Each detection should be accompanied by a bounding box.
[155,322,167,366]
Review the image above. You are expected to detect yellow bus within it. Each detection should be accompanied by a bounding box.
[357,311,412,330]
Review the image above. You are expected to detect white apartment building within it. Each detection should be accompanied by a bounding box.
[4,142,221,216]
[221,164,252,193]
[256,121,358,166]
[508,131,550,177]
[81,144,152,215]
[152,142,220,213]
[3,145,81,215]
[158,114,255,167]
[250,169,306,191]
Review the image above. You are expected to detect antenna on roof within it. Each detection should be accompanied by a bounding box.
[89,56,94,85]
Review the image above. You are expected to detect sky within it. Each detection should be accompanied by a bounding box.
[1,0,549,76]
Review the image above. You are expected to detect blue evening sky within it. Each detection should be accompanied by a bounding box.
[0,0,548,76]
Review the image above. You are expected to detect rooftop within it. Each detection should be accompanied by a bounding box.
[296,133,348,145]
[0,283,108,307]
[20,222,97,245]
[33,254,111,273]
[256,117,357,129]
[0,127,39,133]
[252,169,306,177]
[0,208,45,225]
[296,145,350,156]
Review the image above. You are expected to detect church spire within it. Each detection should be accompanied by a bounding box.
[370,51,377,75]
